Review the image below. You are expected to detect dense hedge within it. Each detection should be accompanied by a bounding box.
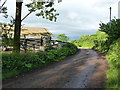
[105,38,120,88]
[2,43,78,80]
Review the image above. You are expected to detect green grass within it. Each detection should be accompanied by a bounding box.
[105,38,120,88]
[2,70,20,80]
[105,66,119,88]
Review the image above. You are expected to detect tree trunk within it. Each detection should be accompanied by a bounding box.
[13,2,22,53]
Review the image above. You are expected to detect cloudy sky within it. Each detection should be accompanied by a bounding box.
[0,0,119,40]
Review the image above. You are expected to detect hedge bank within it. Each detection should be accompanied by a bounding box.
[2,43,78,80]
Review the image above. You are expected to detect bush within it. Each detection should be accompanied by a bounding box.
[2,43,78,80]
[71,40,81,47]
[99,19,120,41]
[105,38,120,88]
[92,31,109,53]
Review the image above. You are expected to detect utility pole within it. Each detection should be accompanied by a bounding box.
[110,7,112,22]
[118,1,120,19]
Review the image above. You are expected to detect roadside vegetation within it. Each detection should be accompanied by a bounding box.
[2,43,78,80]
[106,38,120,88]
[71,19,120,88]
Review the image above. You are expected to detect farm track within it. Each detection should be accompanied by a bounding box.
[3,48,108,88]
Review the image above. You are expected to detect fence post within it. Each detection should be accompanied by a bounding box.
[24,35,27,53]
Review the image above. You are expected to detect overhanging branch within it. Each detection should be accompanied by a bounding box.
[21,9,37,22]
[0,0,7,10]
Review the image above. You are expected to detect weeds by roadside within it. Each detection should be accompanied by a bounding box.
[2,43,78,80]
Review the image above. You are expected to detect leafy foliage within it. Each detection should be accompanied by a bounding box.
[79,35,95,48]
[92,31,109,52]
[70,40,81,47]
[105,38,120,88]
[96,19,120,88]
[0,23,14,48]
[0,0,8,18]
[93,19,120,53]
[2,43,77,80]
[57,34,69,42]
[25,1,59,22]
[99,19,120,42]
[71,31,108,52]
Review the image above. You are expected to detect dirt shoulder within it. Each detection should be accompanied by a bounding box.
[3,49,108,88]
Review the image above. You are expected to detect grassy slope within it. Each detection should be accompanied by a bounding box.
[105,38,120,88]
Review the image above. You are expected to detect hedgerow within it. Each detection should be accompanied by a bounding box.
[2,43,78,80]
[105,38,120,88]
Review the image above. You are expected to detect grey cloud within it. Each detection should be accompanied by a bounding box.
[93,0,119,8]
[0,0,118,40]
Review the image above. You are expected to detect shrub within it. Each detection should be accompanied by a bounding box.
[71,40,81,47]
[99,19,120,41]
[92,31,109,53]
[105,38,120,88]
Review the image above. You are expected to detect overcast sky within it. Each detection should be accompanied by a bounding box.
[0,0,119,40]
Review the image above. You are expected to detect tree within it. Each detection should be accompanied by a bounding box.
[57,34,69,42]
[71,40,81,47]
[99,19,120,42]
[0,23,13,49]
[12,0,60,53]
[13,1,22,53]
[0,16,15,50]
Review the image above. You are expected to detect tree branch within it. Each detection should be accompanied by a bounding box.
[21,9,37,22]
[21,11,32,22]
[0,0,7,10]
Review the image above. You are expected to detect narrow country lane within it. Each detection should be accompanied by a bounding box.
[3,49,108,88]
